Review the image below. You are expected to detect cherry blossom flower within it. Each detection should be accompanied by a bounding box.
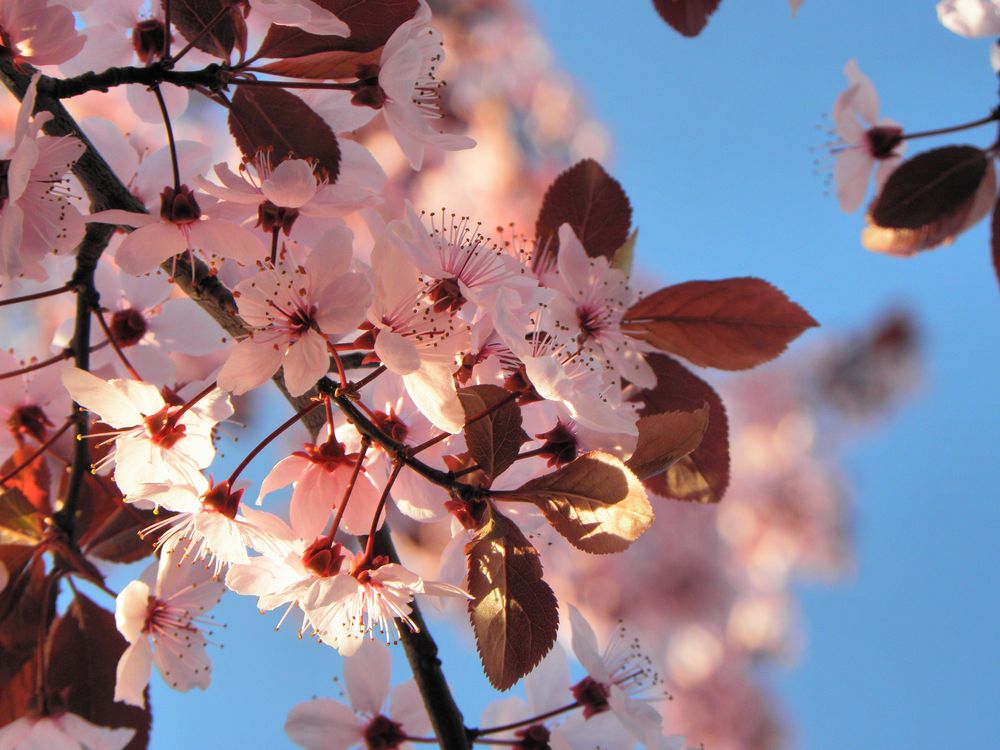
[59,367,231,505]
[285,640,432,750]
[367,236,469,433]
[304,0,475,170]
[567,604,666,747]
[257,430,382,539]
[251,0,349,36]
[937,0,1000,36]
[87,186,266,277]
[113,546,224,707]
[216,227,372,397]
[196,148,385,239]
[0,712,134,750]
[0,74,85,280]
[0,348,69,456]
[0,0,85,67]
[541,224,655,389]
[830,59,905,213]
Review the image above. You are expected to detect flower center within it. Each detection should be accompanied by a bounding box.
[299,437,352,472]
[201,481,243,520]
[288,303,317,335]
[866,125,903,159]
[132,19,170,64]
[8,404,53,443]
[159,185,202,225]
[352,64,387,110]
[364,714,407,750]
[110,308,148,347]
[257,200,300,235]
[143,406,187,450]
[371,410,409,443]
[427,277,466,313]
[569,676,610,719]
[515,724,552,750]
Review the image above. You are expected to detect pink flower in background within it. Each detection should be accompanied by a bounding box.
[937,0,1000,36]
[251,0,349,36]
[0,712,134,750]
[831,59,904,213]
[113,546,224,707]
[285,640,431,750]
[0,74,85,280]
[0,0,85,66]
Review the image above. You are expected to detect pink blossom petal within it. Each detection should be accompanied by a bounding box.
[114,637,153,707]
[152,628,212,692]
[282,331,330,396]
[285,698,365,750]
[152,299,225,355]
[289,464,332,540]
[257,454,309,504]
[115,580,151,643]
[217,337,285,395]
[402,365,465,434]
[568,604,612,684]
[375,330,421,375]
[60,367,144,428]
[337,471,383,536]
[188,219,267,266]
[834,149,874,213]
[388,681,432,737]
[262,159,319,208]
[525,645,570,714]
[344,638,391,715]
[115,222,187,276]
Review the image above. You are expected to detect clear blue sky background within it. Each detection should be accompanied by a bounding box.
[144,2,1000,748]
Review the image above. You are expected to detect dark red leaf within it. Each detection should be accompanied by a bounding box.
[256,0,420,58]
[504,451,653,554]
[626,406,709,480]
[622,278,818,370]
[534,159,632,269]
[652,0,722,37]
[74,473,159,564]
[629,354,729,503]
[864,146,996,256]
[165,0,247,61]
[0,651,35,725]
[0,548,51,692]
[0,446,51,515]
[466,504,558,690]
[458,385,529,483]
[256,47,382,80]
[47,594,151,750]
[228,86,341,181]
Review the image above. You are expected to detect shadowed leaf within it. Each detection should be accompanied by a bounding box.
[228,87,341,181]
[458,385,529,482]
[626,406,709,480]
[864,146,996,256]
[466,505,558,690]
[535,159,631,268]
[630,354,729,503]
[504,451,653,554]
[47,594,151,750]
[652,0,722,36]
[1,446,51,516]
[257,0,419,58]
[0,548,51,693]
[257,48,382,80]
[622,278,818,370]
[165,0,247,61]
[73,473,159,564]
[0,487,44,545]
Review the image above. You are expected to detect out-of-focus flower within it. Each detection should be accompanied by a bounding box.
[831,59,904,213]
[0,712,134,750]
[937,0,1000,36]
[285,640,431,750]
[0,0,85,66]
[250,0,349,36]
[113,546,224,707]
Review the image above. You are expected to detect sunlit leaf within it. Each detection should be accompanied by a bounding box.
[626,406,709,480]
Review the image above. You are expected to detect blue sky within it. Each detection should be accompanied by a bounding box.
[143,2,1000,748]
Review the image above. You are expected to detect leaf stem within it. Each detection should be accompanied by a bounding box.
[903,109,1000,141]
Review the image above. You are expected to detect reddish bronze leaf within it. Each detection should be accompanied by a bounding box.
[503,451,653,554]
[864,146,996,256]
[626,406,709,480]
[228,86,341,181]
[0,487,44,544]
[257,0,419,58]
[47,594,151,750]
[0,548,51,691]
[1,446,51,516]
[630,354,729,503]
[0,650,35,725]
[534,159,632,268]
[992,198,1000,291]
[652,0,722,37]
[165,0,247,61]
[622,278,818,370]
[74,472,158,564]
[256,48,382,80]
[466,504,558,690]
[458,385,529,482]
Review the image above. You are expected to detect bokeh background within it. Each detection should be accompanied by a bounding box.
[77,1,997,748]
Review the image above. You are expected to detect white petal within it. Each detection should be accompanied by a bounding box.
[115,579,151,643]
[115,222,187,276]
[217,337,285,395]
[568,604,612,684]
[344,638,391,715]
[285,698,365,750]
[282,331,330,396]
[262,159,318,208]
[60,367,143,428]
[114,638,153,707]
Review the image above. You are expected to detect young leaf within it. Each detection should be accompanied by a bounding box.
[47,594,151,750]
[622,278,818,370]
[256,48,383,80]
[458,385,529,482]
[535,159,632,268]
[466,504,558,690]
[228,87,341,181]
[630,354,730,503]
[0,487,43,544]
[863,146,997,256]
[626,406,709,480]
[652,0,722,37]
[504,451,653,554]
[256,0,420,58]
[165,0,247,61]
